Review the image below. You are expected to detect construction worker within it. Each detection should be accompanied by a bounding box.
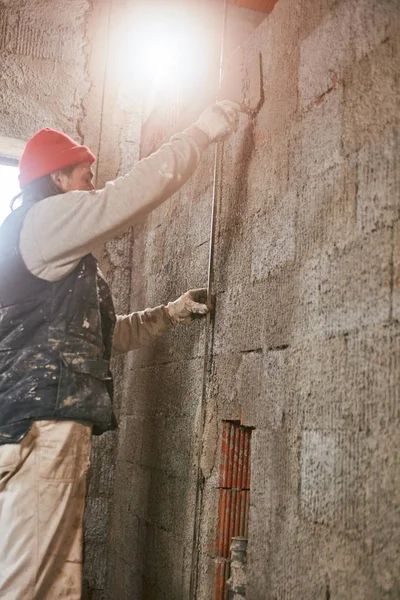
[0,100,240,599]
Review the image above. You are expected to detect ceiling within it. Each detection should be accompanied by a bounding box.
[220,0,278,12]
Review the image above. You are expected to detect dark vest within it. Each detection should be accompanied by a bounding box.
[0,203,117,444]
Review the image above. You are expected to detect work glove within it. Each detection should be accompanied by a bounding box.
[195,100,241,143]
[165,288,210,325]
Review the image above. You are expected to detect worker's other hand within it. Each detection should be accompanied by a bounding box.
[195,100,241,143]
[165,288,210,325]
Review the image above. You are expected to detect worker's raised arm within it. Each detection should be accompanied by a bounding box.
[19,101,240,281]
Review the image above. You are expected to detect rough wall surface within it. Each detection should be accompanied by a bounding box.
[113,0,400,598]
[0,1,138,597]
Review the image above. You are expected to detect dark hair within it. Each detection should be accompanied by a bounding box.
[11,165,76,211]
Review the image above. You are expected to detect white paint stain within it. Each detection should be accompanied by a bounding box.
[63,396,77,407]
[159,169,174,180]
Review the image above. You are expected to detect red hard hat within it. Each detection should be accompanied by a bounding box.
[19,128,96,188]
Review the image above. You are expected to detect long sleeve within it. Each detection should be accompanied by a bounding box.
[19,126,209,281]
[112,306,173,354]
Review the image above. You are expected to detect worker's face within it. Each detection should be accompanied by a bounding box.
[51,162,95,192]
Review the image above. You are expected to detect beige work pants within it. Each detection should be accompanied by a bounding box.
[0,420,92,599]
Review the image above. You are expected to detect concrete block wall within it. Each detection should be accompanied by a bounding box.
[207,1,400,597]
[113,0,400,598]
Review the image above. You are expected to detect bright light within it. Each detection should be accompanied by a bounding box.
[0,165,19,226]
[142,37,179,88]
[128,15,190,91]
[112,4,213,107]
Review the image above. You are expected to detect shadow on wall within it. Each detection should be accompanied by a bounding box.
[138,326,203,598]
[218,117,256,291]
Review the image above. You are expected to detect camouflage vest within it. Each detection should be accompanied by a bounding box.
[0,203,117,443]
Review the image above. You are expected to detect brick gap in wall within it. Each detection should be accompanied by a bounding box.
[214,420,253,600]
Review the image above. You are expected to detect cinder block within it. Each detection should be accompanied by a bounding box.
[367,426,400,593]
[159,192,192,262]
[211,348,290,431]
[228,350,265,427]
[142,523,188,597]
[317,228,392,336]
[213,154,256,293]
[299,1,352,109]
[82,542,108,593]
[214,267,299,355]
[300,429,367,532]
[260,348,291,430]
[118,415,145,466]
[223,114,258,175]
[185,144,215,200]
[394,221,400,322]
[300,0,397,104]
[146,470,196,533]
[200,406,220,480]
[140,413,198,478]
[213,284,265,354]
[84,497,110,544]
[188,191,212,249]
[213,200,253,292]
[0,59,86,141]
[290,88,343,188]
[247,427,309,599]
[86,431,117,497]
[254,59,298,141]
[298,0,343,41]
[296,158,357,261]
[246,486,270,596]
[149,198,171,230]
[342,38,400,155]
[111,460,150,528]
[293,323,400,437]
[286,256,318,339]
[122,356,203,420]
[251,190,296,281]
[350,0,399,62]
[251,0,299,137]
[106,550,142,600]
[129,221,150,309]
[142,227,167,278]
[208,353,246,421]
[110,510,141,571]
[246,133,290,205]
[346,324,400,430]
[355,126,400,234]
[195,554,217,600]
[248,431,376,599]
[249,429,269,497]
[195,482,220,563]
[186,241,209,291]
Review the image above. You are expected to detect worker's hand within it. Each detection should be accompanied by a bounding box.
[195,100,241,143]
[165,288,210,325]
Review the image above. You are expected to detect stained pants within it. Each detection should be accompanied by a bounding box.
[0,420,92,599]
